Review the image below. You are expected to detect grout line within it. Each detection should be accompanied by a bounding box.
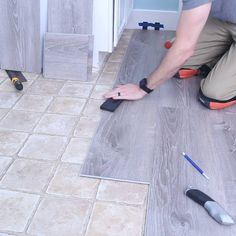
[82,199,96,236]
[22,68,102,232]
[24,195,42,233]
[0,157,15,181]
[141,186,151,236]
[0,31,146,235]
[80,173,150,185]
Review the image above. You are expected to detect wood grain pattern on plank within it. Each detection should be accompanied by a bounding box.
[211,112,236,216]
[43,33,93,81]
[80,30,236,235]
[81,98,158,183]
[0,0,41,73]
[156,69,236,112]
[145,108,236,236]
[81,31,173,183]
[48,0,93,34]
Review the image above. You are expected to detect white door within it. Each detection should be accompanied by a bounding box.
[93,0,114,67]
[93,0,133,68]
[114,0,133,47]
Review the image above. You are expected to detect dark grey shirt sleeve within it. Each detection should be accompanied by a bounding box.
[183,0,213,10]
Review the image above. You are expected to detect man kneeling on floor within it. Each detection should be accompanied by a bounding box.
[105,0,236,110]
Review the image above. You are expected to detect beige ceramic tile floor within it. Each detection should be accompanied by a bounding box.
[0,30,149,236]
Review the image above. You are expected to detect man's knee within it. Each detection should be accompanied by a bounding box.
[201,85,220,100]
[200,79,232,101]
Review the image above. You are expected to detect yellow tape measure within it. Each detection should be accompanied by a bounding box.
[12,77,19,83]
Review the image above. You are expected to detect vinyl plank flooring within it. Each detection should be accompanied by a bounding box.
[145,108,236,236]
[81,30,208,182]
[48,0,93,34]
[211,113,236,215]
[81,31,174,183]
[156,77,236,113]
[81,30,236,235]
[0,0,41,73]
[43,33,93,81]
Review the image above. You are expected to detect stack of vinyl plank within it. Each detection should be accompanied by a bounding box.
[43,0,94,81]
[0,0,43,73]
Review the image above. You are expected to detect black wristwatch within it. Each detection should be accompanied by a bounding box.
[139,78,153,94]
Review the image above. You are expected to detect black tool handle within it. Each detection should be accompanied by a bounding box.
[186,188,214,206]
[12,79,23,91]
[100,98,123,112]
[6,70,27,82]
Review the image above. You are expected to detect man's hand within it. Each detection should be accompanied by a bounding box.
[104,84,147,100]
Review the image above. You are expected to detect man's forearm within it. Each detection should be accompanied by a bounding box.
[147,42,194,90]
[147,3,212,91]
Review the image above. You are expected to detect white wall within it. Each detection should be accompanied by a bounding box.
[133,0,179,11]
[126,0,182,30]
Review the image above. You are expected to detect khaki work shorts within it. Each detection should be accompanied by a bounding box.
[184,18,236,101]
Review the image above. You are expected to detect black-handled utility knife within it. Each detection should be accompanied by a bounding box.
[185,187,235,226]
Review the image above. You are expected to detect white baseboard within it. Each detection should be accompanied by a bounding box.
[126,9,181,31]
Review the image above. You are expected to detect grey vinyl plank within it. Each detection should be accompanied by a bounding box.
[211,112,236,215]
[156,77,236,113]
[145,108,236,236]
[81,31,173,183]
[48,0,93,34]
[0,0,41,73]
[81,30,206,182]
[81,99,158,183]
[43,33,93,81]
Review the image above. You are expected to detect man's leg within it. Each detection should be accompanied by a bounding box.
[199,42,236,109]
[176,18,232,79]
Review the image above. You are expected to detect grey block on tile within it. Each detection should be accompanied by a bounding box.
[48,0,93,34]
[0,0,42,73]
[43,33,94,81]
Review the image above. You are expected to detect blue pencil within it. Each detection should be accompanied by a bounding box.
[182,152,209,180]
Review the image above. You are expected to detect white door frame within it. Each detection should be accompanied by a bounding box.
[93,0,133,68]
[93,0,114,68]
[114,0,133,47]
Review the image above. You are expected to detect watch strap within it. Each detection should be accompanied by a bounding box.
[139,78,153,94]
